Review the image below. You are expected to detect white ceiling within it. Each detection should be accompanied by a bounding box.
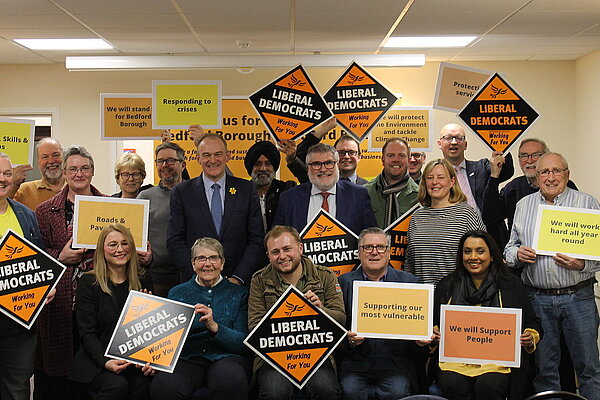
[1,0,599,65]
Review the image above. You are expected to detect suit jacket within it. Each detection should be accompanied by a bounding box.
[264,178,296,231]
[465,153,514,245]
[167,174,265,284]
[69,274,151,384]
[272,179,377,236]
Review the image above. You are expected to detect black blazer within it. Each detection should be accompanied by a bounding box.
[434,273,542,399]
[167,174,265,283]
[70,274,128,384]
[70,273,153,384]
[465,154,514,245]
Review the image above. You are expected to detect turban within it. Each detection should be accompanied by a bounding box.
[244,141,280,175]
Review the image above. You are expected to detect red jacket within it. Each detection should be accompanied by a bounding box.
[35,185,104,376]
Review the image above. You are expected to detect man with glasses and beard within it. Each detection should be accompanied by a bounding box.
[244,140,295,232]
[13,138,65,211]
[273,143,376,235]
[483,138,578,234]
[138,142,187,297]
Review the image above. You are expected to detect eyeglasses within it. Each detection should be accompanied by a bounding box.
[307,160,337,170]
[155,158,182,166]
[337,150,358,157]
[105,241,130,251]
[118,172,144,180]
[359,245,389,254]
[440,135,466,143]
[66,165,92,174]
[192,255,221,264]
[410,153,424,160]
[518,152,543,161]
[538,168,568,177]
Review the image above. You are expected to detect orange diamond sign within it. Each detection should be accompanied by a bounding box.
[300,210,359,277]
[244,285,346,389]
[324,61,398,142]
[384,204,419,270]
[458,73,539,153]
[249,65,333,142]
[0,229,66,329]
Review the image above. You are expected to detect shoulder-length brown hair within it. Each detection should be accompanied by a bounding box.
[91,223,144,295]
[417,158,466,207]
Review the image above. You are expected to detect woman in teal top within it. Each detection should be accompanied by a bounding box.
[150,237,250,400]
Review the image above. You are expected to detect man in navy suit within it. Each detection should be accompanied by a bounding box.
[167,133,264,284]
[273,142,377,235]
[438,123,514,244]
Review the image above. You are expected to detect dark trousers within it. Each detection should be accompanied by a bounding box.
[90,367,152,400]
[0,331,36,400]
[150,356,250,400]
[438,371,510,400]
[257,361,340,400]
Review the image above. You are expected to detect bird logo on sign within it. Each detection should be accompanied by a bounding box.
[315,223,333,237]
[490,85,507,99]
[284,300,305,316]
[4,245,24,259]
[288,74,306,89]
[347,73,364,86]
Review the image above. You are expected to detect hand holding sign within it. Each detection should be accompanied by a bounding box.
[194,303,218,333]
[58,238,85,264]
[489,151,505,178]
[105,359,131,374]
[517,245,537,264]
[553,253,585,271]
[304,290,322,309]
[347,331,364,346]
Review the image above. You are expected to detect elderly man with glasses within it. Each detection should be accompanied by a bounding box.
[504,152,600,399]
[337,227,423,399]
[273,143,377,236]
[482,138,578,238]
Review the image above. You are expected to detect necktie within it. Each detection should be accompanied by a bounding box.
[341,176,351,182]
[211,183,222,233]
[320,192,330,212]
[454,166,479,213]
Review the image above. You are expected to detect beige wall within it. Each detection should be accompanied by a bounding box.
[575,50,600,199]
[0,59,592,197]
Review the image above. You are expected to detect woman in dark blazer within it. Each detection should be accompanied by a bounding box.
[432,230,542,400]
[70,223,154,400]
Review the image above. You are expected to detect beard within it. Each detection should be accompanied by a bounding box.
[252,171,274,187]
[42,165,62,183]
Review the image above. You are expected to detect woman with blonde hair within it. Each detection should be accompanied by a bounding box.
[70,224,154,400]
[405,159,486,285]
[112,152,152,198]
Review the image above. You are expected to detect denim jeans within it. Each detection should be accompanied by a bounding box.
[340,370,411,400]
[257,362,340,400]
[528,284,600,400]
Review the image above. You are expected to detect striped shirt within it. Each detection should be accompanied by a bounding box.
[504,187,600,289]
[405,202,486,285]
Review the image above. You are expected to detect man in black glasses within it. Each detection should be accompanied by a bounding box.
[137,141,187,297]
[281,118,368,185]
[337,227,422,399]
[438,123,514,246]
[483,138,578,234]
[273,143,376,236]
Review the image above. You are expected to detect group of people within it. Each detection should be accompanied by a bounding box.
[0,117,597,400]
